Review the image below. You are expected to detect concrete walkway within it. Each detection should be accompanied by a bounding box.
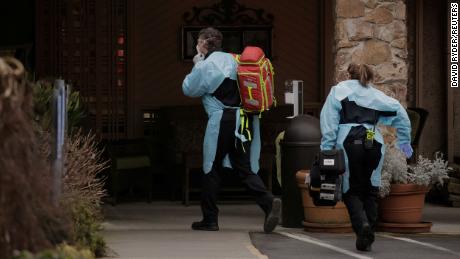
[102,202,270,259]
[102,202,460,259]
[423,203,460,234]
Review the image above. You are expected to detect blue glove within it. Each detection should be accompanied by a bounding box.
[399,143,413,158]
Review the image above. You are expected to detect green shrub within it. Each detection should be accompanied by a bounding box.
[69,202,106,257]
[61,131,108,257]
[39,130,109,257]
[0,58,107,258]
[34,81,108,257]
[13,244,94,259]
[0,57,70,258]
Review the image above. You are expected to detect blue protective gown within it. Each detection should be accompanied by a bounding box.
[182,51,261,174]
[320,79,411,193]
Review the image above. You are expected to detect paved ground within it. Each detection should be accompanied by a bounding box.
[102,202,269,259]
[251,231,460,259]
[102,202,460,259]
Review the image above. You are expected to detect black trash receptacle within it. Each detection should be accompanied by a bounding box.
[280,115,321,227]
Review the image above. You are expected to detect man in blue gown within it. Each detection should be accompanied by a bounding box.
[182,27,280,233]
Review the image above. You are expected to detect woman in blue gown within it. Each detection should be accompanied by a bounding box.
[320,63,413,251]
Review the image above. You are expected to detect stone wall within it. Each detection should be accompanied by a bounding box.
[334,0,408,105]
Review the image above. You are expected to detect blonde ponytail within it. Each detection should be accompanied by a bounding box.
[347,63,374,87]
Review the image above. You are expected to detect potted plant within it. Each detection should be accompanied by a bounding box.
[378,142,450,233]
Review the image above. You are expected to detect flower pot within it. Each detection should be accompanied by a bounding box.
[377,221,433,233]
[379,184,429,224]
[296,170,352,232]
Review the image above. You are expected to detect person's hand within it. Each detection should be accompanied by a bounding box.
[399,143,413,158]
[193,45,205,64]
[193,53,204,64]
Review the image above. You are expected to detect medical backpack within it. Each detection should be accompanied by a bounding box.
[309,149,346,206]
[233,46,275,114]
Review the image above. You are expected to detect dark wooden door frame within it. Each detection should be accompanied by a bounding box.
[320,0,335,102]
[416,0,454,162]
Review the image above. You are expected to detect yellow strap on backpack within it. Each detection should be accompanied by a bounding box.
[239,110,252,153]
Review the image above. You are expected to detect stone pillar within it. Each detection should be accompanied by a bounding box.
[334,0,408,105]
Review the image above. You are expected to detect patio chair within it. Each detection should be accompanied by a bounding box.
[407,107,429,161]
[108,138,155,205]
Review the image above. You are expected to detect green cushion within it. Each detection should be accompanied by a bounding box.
[115,156,151,170]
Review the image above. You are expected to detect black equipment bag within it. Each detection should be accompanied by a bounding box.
[309,149,345,206]
[318,149,346,174]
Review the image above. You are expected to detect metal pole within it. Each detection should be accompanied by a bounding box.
[52,79,67,206]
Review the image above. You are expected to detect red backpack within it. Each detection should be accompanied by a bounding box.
[233,46,276,114]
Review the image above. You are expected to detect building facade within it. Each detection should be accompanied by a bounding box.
[30,0,459,163]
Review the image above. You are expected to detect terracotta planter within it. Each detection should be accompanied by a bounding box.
[296,170,352,232]
[377,221,433,233]
[379,184,429,224]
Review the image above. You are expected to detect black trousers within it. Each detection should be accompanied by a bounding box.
[201,113,273,223]
[343,126,382,235]
[343,188,379,235]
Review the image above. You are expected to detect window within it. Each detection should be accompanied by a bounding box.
[182,26,272,60]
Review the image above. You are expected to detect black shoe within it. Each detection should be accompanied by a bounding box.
[264,198,281,233]
[191,220,219,231]
[356,223,374,252]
